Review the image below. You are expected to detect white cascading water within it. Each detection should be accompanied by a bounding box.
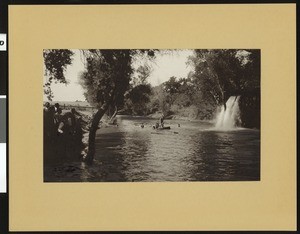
[214,96,241,130]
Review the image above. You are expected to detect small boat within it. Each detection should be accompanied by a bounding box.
[157,126,171,130]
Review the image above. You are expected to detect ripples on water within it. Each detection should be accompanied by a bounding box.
[45,116,260,182]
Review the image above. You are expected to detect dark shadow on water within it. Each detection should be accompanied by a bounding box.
[92,131,128,182]
[189,130,260,181]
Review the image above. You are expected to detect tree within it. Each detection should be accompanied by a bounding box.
[78,50,132,163]
[43,49,74,101]
[44,49,156,163]
[123,64,154,115]
[79,49,156,163]
[188,49,259,110]
[187,49,260,126]
[124,84,152,115]
[131,64,153,86]
[164,76,181,95]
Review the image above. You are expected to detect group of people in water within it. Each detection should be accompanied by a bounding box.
[154,115,165,129]
[140,114,165,129]
[44,102,85,162]
[141,114,180,129]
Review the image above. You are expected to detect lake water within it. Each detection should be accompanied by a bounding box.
[44,115,260,182]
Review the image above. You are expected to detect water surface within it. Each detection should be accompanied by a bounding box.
[45,115,260,182]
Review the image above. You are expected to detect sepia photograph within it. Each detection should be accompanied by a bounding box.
[43,49,260,182]
[8,3,296,231]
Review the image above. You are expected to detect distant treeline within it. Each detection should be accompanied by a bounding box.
[46,102,95,112]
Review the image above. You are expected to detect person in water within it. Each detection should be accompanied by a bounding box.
[155,122,159,129]
[159,114,165,128]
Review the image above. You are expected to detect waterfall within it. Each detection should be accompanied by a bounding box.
[214,96,241,130]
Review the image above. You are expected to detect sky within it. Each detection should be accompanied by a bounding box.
[44,49,194,102]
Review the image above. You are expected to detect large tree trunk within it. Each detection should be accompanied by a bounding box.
[85,103,109,164]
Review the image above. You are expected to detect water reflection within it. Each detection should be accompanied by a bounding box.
[90,116,260,182]
[44,116,260,182]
